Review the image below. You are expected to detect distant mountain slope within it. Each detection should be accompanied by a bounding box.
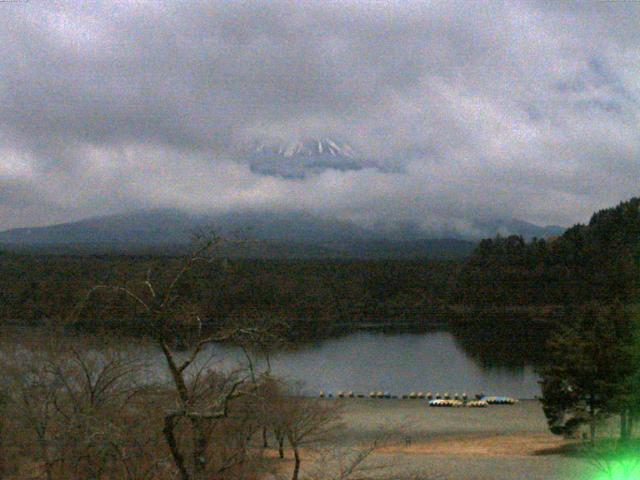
[474,218,565,241]
[0,209,197,245]
[0,208,562,258]
[0,210,373,245]
[0,209,474,258]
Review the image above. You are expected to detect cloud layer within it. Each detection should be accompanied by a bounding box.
[1,0,639,232]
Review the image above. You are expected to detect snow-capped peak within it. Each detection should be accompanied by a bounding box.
[255,138,356,159]
[247,137,367,179]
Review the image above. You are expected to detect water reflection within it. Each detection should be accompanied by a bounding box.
[202,330,542,399]
[450,321,551,372]
[3,325,546,399]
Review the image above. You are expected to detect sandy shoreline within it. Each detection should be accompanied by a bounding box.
[379,432,573,457]
[318,398,593,480]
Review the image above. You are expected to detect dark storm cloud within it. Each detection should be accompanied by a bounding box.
[0,0,639,231]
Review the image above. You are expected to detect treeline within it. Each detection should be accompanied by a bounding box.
[457,197,640,307]
[2,197,638,334]
[0,254,461,334]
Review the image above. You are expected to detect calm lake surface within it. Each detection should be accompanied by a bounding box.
[197,329,543,399]
[8,323,547,399]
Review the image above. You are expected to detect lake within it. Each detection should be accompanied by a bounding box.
[197,328,544,399]
[6,322,547,399]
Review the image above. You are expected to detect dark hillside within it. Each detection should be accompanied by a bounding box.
[457,197,640,307]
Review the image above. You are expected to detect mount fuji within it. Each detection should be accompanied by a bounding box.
[247,138,376,178]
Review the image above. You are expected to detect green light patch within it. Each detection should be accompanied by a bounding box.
[592,456,640,480]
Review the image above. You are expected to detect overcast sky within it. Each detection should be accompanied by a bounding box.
[1,0,639,232]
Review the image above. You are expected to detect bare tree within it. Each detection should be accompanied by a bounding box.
[256,375,290,458]
[2,345,60,480]
[280,395,343,480]
[1,333,158,480]
[270,394,387,480]
[75,236,277,480]
[234,315,287,452]
[305,437,390,480]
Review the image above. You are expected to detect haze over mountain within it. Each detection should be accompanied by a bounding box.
[0,209,563,258]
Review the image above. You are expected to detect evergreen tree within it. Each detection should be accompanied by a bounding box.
[538,303,635,443]
[613,306,640,440]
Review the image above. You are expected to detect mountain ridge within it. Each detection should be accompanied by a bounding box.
[0,208,564,259]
